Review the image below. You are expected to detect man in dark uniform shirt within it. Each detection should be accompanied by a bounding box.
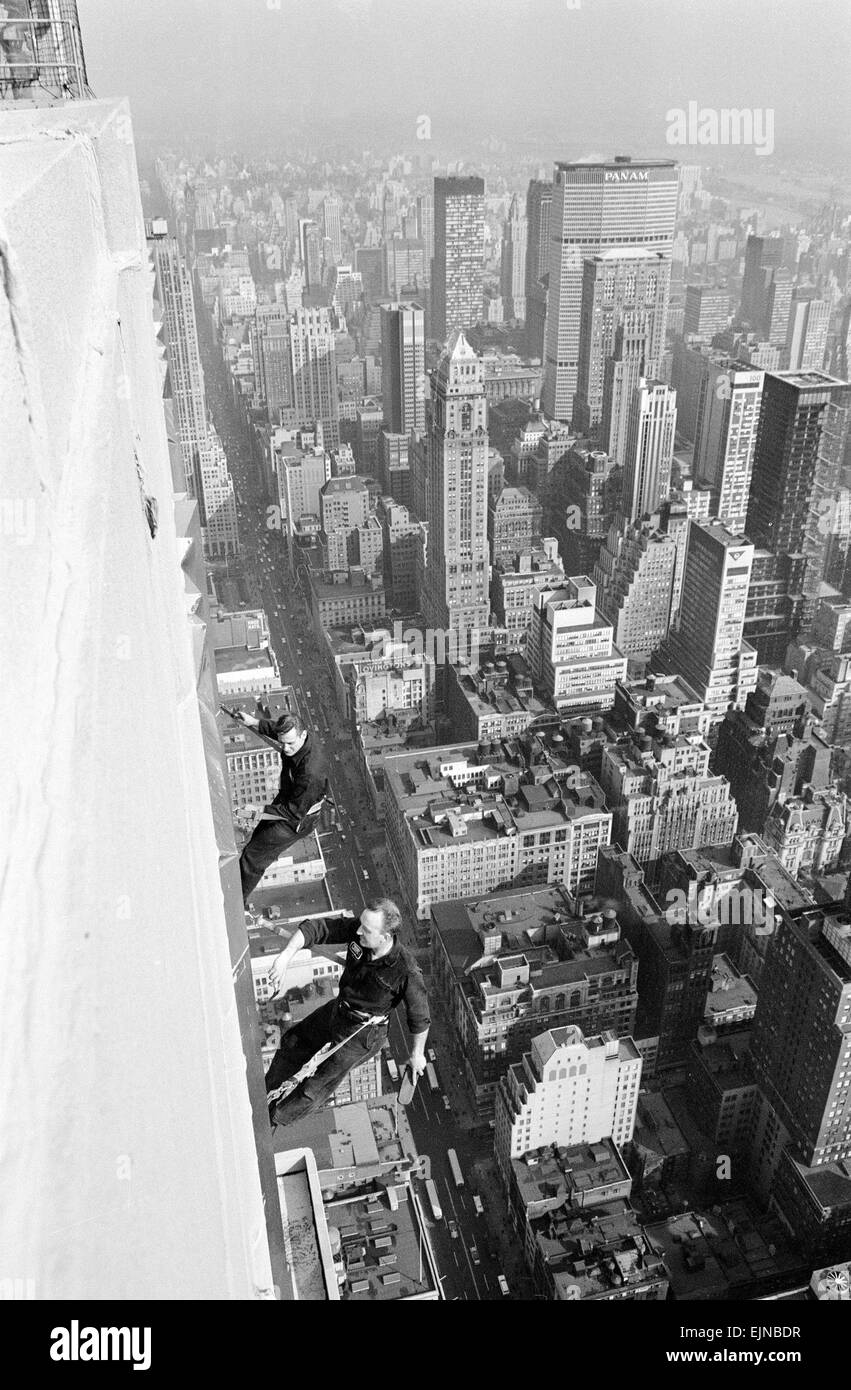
[232,709,328,904]
[263,899,429,1128]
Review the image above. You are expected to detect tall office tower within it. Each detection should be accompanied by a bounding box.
[541,157,678,424]
[299,218,322,289]
[355,246,385,303]
[749,905,851,1176]
[385,237,426,298]
[599,315,649,465]
[683,285,730,338]
[658,521,757,720]
[593,515,677,658]
[432,175,485,342]
[415,192,434,272]
[500,194,527,322]
[253,302,292,422]
[381,301,426,434]
[740,234,786,327]
[282,192,299,252]
[421,330,491,650]
[196,431,239,558]
[833,300,851,380]
[524,178,553,359]
[287,307,340,449]
[677,164,702,214]
[786,291,830,372]
[148,226,208,501]
[747,371,851,633]
[527,576,627,714]
[322,196,342,261]
[495,1027,642,1171]
[621,380,677,521]
[574,249,670,435]
[763,268,793,346]
[692,362,763,531]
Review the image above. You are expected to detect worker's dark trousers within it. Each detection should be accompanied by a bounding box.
[265,1000,387,1128]
[239,812,317,903]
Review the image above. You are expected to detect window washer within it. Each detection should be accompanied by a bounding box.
[230,709,329,905]
[263,900,429,1128]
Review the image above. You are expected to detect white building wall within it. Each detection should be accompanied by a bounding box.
[0,100,278,1300]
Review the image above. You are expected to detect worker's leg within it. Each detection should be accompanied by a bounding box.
[264,1000,337,1098]
[239,817,299,903]
[270,1020,388,1128]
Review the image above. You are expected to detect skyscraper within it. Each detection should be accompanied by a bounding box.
[322,196,342,261]
[421,331,490,648]
[380,301,426,434]
[746,370,851,632]
[658,521,757,720]
[692,361,763,532]
[432,175,485,342]
[524,179,553,361]
[599,315,649,466]
[573,248,670,436]
[287,307,340,449]
[384,237,427,299]
[750,905,851,1170]
[740,234,785,328]
[621,380,677,521]
[541,157,678,423]
[786,291,830,372]
[253,302,292,422]
[148,223,238,559]
[499,194,527,323]
[299,218,322,290]
[683,285,731,338]
[763,267,793,346]
[416,192,434,271]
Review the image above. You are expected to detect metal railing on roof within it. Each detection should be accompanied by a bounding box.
[0,3,91,104]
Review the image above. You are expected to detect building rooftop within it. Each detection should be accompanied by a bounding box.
[325,1188,439,1301]
[689,1029,754,1089]
[214,643,278,674]
[513,1138,631,1211]
[632,1091,690,1162]
[706,954,758,1021]
[431,885,636,1014]
[531,1198,667,1299]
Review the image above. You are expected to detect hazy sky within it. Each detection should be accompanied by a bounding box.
[79,0,851,161]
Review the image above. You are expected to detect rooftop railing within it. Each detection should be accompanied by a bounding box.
[0,3,90,103]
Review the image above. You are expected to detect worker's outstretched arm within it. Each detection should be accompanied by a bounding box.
[267,926,305,997]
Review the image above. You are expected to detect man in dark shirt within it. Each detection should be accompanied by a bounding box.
[233,710,328,904]
[263,900,430,1128]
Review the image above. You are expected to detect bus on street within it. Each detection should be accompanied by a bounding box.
[425,1179,442,1221]
[447,1149,464,1187]
[425,1063,439,1092]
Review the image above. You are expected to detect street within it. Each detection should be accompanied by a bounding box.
[201,331,531,1300]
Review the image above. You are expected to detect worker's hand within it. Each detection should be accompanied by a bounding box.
[407,1053,428,1079]
[267,952,290,998]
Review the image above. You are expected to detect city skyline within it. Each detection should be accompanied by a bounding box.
[5,0,851,1328]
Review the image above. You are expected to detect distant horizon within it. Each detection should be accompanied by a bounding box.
[79,0,851,168]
